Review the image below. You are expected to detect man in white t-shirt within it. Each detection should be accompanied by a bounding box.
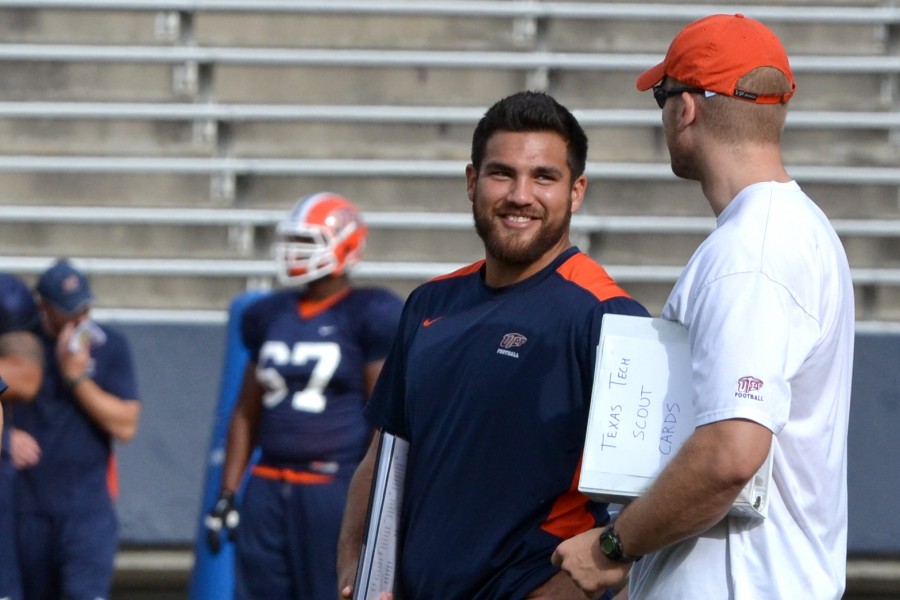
[553,13,854,600]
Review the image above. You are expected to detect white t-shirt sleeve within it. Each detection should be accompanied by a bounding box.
[687,271,819,434]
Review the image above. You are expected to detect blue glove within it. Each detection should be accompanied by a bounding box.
[204,490,239,554]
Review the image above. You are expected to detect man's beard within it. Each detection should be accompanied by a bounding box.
[472,199,572,266]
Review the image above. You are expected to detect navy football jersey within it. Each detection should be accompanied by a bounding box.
[365,247,650,600]
[242,287,402,467]
[14,325,138,515]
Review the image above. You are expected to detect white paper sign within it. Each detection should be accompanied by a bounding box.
[580,314,771,518]
[582,330,693,477]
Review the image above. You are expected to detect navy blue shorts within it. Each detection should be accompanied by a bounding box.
[234,468,351,600]
[0,461,21,600]
[16,508,118,600]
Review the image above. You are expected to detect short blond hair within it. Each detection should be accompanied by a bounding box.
[700,67,791,144]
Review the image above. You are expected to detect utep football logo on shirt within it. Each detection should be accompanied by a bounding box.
[496,332,527,359]
[735,375,764,401]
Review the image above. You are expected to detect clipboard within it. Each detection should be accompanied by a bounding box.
[579,314,772,518]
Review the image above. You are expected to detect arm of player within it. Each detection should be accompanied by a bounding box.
[220,361,264,495]
[553,418,772,595]
[363,359,386,398]
[9,427,41,470]
[67,380,140,442]
[0,331,44,402]
[337,429,381,599]
[55,322,140,441]
[204,361,264,553]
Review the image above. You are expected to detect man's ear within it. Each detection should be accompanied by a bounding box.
[678,91,699,132]
[570,175,587,214]
[465,164,477,203]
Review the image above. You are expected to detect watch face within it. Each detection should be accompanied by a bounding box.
[600,534,617,557]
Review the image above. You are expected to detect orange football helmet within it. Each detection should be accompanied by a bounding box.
[274,192,367,286]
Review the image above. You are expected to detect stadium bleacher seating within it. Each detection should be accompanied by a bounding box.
[0,0,898,321]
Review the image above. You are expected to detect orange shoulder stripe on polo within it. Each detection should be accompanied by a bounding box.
[540,457,597,539]
[431,260,485,282]
[556,252,632,302]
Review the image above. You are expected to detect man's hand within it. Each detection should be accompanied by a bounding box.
[9,427,41,469]
[55,321,90,382]
[552,529,631,597]
[204,490,239,554]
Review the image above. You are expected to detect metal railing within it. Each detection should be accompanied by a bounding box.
[0,1,898,25]
[0,102,896,130]
[1,45,899,75]
[0,157,898,186]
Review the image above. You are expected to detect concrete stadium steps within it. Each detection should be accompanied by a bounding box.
[9,108,897,167]
[0,172,214,207]
[1,118,214,157]
[211,65,528,106]
[866,286,900,322]
[10,4,887,56]
[843,235,900,268]
[0,0,896,321]
[796,182,900,220]
[1,212,895,271]
[0,216,704,265]
[1,170,899,219]
[783,128,899,167]
[226,121,479,161]
[0,115,894,169]
[0,7,163,45]
[0,221,240,259]
[546,19,887,56]
[194,12,521,51]
[8,58,887,111]
[0,61,184,102]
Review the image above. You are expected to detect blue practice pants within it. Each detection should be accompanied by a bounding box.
[15,508,117,600]
[234,466,352,600]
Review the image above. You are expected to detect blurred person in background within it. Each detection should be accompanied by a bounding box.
[0,273,43,600]
[204,192,403,600]
[11,259,141,600]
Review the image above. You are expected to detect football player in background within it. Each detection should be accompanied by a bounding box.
[0,273,43,600]
[11,259,141,600]
[205,192,403,600]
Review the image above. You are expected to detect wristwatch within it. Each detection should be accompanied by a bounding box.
[598,524,642,563]
[63,373,90,391]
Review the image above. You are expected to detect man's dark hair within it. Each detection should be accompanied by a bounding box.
[470,91,588,181]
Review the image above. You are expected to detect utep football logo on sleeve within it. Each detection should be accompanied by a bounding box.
[496,333,527,359]
[735,376,764,401]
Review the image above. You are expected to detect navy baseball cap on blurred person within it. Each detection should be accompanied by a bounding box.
[0,273,40,334]
[36,259,94,315]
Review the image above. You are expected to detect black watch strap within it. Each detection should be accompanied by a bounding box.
[598,524,642,563]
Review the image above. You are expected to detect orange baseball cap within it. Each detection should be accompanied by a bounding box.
[636,13,795,104]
